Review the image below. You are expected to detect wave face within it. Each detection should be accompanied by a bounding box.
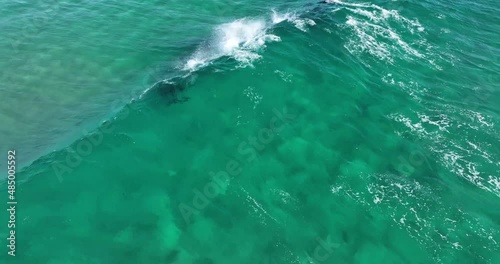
[2,0,500,263]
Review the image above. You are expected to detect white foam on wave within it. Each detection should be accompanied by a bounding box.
[344,15,424,63]
[140,8,318,98]
[331,171,500,262]
[440,147,500,198]
[382,74,429,102]
[184,18,281,71]
[327,0,369,8]
[271,10,316,32]
[293,18,316,32]
[271,10,296,24]
[330,0,424,32]
[183,8,320,72]
[333,0,432,66]
[346,6,425,32]
[141,18,280,97]
[389,109,500,198]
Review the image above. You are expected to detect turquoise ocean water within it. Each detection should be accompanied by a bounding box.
[1,0,499,263]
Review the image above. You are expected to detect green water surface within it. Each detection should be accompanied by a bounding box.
[1,0,499,263]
